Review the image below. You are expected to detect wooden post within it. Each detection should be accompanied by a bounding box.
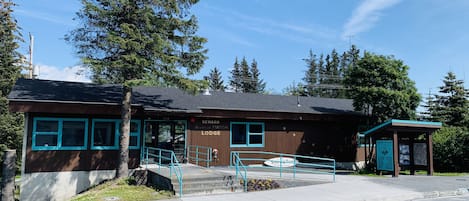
[364,136,368,166]
[1,150,17,201]
[410,136,415,175]
[393,131,399,177]
[426,132,434,176]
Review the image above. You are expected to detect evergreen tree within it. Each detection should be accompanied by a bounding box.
[229,58,242,92]
[205,67,225,91]
[348,44,360,68]
[344,52,420,125]
[317,54,326,97]
[250,59,265,93]
[67,0,207,178]
[330,49,340,82]
[283,81,308,96]
[429,72,469,127]
[240,57,252,93]
[0,0,24,167]
[302,49,318,96]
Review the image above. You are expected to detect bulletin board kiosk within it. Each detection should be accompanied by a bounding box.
[362,119,442,177]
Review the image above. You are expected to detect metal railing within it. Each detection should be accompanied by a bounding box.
[186,145,212,168]
[230,151,336,182]
[232,152,248,192]
[143,147,183,196]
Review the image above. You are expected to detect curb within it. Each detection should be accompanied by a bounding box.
[421,188,469,199]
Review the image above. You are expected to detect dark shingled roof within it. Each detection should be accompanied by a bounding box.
[9,78,361,115]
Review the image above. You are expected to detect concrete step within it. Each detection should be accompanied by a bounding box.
[172,175,244,196]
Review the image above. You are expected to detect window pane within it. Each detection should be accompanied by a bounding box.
[231,124,247,145]
[119,122,139,133]
[249,135,262,144]
[175,123,185,134]
[130,122,139,133]
[94,122,116,146]
[36,120,58,132]
[158,124,172,143]
[249,124,263,133]
[62,121,86,146]
[130,136,138,147]
[145,122,153,143]
[36,135,58,146]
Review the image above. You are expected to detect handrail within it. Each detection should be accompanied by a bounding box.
[231,151,336,182]
[142,147,183,196]
[232,152,248,192]
[186,145,212,168]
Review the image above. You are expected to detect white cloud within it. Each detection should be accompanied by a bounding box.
[15,9,73,26]
[35,64,91,83]
[342,0,401,39]
[202,4,337,45]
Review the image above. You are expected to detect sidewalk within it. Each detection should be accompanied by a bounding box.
[172,170,469,201]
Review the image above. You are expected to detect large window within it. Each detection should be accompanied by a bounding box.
[32,118,88,150]
[230,122,264,147]
[91,119,141,150]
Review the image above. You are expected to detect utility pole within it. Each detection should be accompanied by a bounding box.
[29,33,34,79]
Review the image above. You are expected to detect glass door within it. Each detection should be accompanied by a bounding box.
[144,120,186,162]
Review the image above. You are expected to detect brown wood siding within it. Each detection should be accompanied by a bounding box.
[25,113,143,173]
[188,118,361,166]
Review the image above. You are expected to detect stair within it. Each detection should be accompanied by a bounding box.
[173,174,243,196]
[145,164,244,196]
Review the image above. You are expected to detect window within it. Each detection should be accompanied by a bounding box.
[32,118,88,150]
[230,122,264,147]
[92,119,141,150]
[357,134,366,147]
[125,121,141,149]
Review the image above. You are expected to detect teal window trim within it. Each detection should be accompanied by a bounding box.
[129,120,141,150]
[230,122,265,148]
[91,119,141,150]
[357,134,366,147]
[32,117,88,151]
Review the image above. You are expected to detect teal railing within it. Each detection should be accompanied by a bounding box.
[186,145,212,168]
[232,152,248,191]
[230,151,336,182]
[143,147,183,196]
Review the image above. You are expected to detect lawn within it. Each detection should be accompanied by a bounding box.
[71,179,173,201]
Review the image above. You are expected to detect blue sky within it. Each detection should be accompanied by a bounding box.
[13,0,469,99]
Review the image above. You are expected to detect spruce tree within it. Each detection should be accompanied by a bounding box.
[240,57,252,93]
[348,44,360,68]
[0,0,24,167]
[303,49,318,96]
[250,59,265,93]
[67,0,207,178]
[205,67,225,91]
[229,57,242,92]
[430,72,469,127]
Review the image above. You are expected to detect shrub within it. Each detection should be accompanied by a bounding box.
[433,126,469,172]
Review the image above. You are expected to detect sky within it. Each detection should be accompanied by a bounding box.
[12,0,469,99]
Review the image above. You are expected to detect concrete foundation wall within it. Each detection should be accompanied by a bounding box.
[20,170,116,201]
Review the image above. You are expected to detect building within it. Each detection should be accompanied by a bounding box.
[8,78,366,200]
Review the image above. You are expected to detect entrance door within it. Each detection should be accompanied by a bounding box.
[145,120,186,162]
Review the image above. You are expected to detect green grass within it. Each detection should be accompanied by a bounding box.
[71,179,173,201]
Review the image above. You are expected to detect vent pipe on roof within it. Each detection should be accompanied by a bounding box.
[297,95,301,107]
[203,88,211,95]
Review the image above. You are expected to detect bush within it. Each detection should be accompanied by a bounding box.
[433,126,469,172]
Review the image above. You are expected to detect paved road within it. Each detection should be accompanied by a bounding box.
[414,194,469,201]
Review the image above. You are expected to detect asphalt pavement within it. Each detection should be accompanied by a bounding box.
[175,168,469,201]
